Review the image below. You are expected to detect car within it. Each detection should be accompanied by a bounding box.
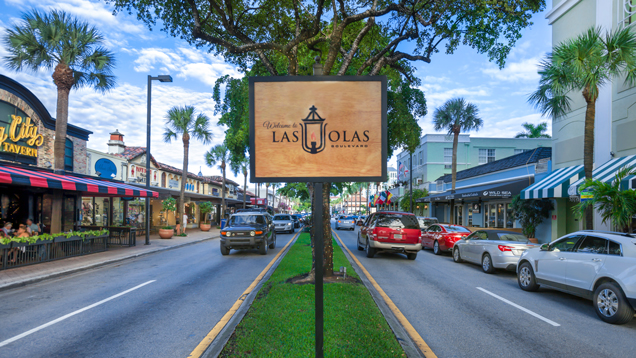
[452,230,537,273]
[421,224,471,255]
[356,211,422,260]
[516,230,636,325]
[335,216,357,230]
[292,214,303,228]
[220,212,276,255]
[273,214,295,233]
[416,216,439,231]
[356,215,367,225]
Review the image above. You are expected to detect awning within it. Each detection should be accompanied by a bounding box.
[417,178,531,202]
[568,155,636,195]
[0,165,158,198]
[521,165,584,199]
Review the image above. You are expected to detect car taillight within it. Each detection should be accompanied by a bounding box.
[498,245,513,252]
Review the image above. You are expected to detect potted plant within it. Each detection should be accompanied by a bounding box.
[199,202,213,232]
[510,195,554,243]
[159,197,177,239]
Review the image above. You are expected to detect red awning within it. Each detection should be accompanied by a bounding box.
[0,165,158,198]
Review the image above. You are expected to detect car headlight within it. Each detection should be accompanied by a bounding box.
[287,223,292,226]
[250,231,255,236]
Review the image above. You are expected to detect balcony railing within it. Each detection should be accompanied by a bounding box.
[620,0,636,28]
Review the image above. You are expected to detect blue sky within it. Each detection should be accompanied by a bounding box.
[0,0,553,182]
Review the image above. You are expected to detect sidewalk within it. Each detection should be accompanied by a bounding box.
[0,228,220,291]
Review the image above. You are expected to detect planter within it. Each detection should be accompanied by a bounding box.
[200,223,211,232]
[159,229,174,239]
[54,235,83,243]
[528,238,539,244]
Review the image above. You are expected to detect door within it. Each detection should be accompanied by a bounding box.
[535,235,584,287]
[422,225,438,249]
[566,236,608,293]
[62,196,76,232]
[464,231,487,263]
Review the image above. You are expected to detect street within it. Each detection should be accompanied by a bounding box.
[333,220,636,358]
[0,232,297,358]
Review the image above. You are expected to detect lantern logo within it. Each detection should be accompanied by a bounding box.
[300,106,327,154]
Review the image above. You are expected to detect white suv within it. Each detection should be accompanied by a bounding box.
[517,231,636,324]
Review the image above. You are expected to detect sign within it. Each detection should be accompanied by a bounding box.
[580,190,593,202]
[95,158,117,178]
[535,158,549,174]
[472,203,481,214]
[168,179,179,188]
[250,198,267,206]
[1,101,44,161]
[250,76,387,183]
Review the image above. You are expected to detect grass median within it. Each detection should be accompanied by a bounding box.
[220,232,405,357]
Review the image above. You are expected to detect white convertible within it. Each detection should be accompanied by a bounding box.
[517,230,636,324]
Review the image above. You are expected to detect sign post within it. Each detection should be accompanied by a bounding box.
[250,75,387,358]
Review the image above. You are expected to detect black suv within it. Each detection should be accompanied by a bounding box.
[220,212,276,255]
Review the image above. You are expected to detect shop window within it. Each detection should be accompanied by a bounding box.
[496,203,504,228]
[64,138,74,171]
[468,207,473,226]
[506,203,514,228]
[479,149,495,164]
[62,196,76,232]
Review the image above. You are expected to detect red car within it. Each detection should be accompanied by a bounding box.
[356,211,422,260]
[421,224,472,255]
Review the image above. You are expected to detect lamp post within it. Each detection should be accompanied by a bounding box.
[145,74,173,245]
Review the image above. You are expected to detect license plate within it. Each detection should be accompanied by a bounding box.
[394,234,402,239]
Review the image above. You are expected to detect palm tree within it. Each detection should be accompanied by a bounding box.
[164,106,211,233]
[528,26,636,229]
[433,98,483,224]
[515,122,551,138]
[205,144,229,219]
[231,157,249,209]
[3,9,115,171]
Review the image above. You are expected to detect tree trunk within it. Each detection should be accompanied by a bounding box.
[583,86,597,230]
[51,63,74,172]
[180,133,189,234]
[243,172,247,209]
[221,163,226,220]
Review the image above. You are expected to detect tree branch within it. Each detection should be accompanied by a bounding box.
[337,17,375,75]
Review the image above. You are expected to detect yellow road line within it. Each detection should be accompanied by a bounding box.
[334,232,438,358]
[187,232,299,358]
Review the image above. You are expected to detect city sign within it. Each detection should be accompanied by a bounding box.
[249,76,387,183]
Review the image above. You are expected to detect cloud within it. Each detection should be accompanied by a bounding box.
[482,56,543,82]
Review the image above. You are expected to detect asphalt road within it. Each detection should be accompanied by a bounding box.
[0,230,297,358]
[333,221,636,358]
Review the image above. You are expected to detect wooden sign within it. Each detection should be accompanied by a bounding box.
[250,76,387,183]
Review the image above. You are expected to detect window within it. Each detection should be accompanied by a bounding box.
[375,214,419,229]
[419,151,423,165]
[64,138,73,171]
[608,241,622,256]
[444,148,452,163]
[506,203,514,228]
[479,149,495,164]
[444,165,452,169]
[514,149,527,155]
[550,235,584,252]
[576,236,608,254]
[161,172,166,187]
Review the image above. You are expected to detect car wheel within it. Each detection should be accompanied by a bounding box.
[259,240,269,255]
[356,233,364,251]
[269,233,277,249]
[593,282,635,324]
[517,262,539,291]
[365,239,376,258]
[453,248,463,263]
[407,252,417,260]
[433,240,441,255]
[220,244,229,256]
[481,253,495,274]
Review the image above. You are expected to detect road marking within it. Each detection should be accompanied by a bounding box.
[0,280,156,348]
[188,232,299,358]
[476,287,561,327]
[333,231,437,358]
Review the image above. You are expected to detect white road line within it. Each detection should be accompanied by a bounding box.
[0,280,156,348]
[476,287,561,327]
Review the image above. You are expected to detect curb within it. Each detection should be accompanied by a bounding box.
[334,234,426,358]
[202,233,299,358]
[0,236,219,292]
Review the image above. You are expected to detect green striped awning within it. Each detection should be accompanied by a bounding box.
[520,165,584,199]
[568,155,636,196]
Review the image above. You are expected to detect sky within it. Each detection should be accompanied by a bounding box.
[0,0,553,183]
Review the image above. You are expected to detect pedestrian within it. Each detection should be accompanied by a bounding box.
[175,219,181,235]
[26,218,40,236]
[182,213,188,234]
[1,222,13,236]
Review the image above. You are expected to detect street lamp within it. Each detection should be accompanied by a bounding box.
[145,74,173,245]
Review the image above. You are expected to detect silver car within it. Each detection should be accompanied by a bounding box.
[335,215,356,230]
[452,230,538,273]
[273,214,295,234]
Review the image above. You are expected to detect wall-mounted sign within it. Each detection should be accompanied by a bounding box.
[0,101,44,161]
[250,76,387,183]
[472,203,481,214]
[95,158,117,178]
[168,179,179,188]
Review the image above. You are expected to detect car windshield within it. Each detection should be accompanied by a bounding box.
[273,215,291,220]
[229,215,265,226]
[418,218,438,227]
[496,233,528,242]
[377,214,419,229]
[442,225,470,233]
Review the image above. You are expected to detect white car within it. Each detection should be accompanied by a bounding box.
[517,231,636,324]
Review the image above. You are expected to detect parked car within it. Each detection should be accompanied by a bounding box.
[220,212,276,255]
[516,230,636,325]
[273,214,295,234]
[335,216,357,230]
[291,214,302,228]
[421,224,471,255]
[452,230,537,273]
[356,215,367,225]
[356,211,422,260]
[416,216,439,231]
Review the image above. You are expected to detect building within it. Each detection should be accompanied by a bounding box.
[387,166,397,187]
[0,75,156,233]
